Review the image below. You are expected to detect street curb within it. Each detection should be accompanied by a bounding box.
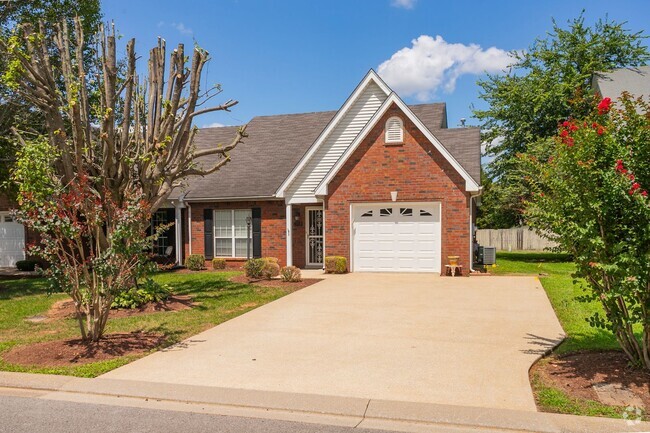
[1,371,648,433]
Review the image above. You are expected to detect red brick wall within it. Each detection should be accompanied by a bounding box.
[289,204,308,269]
[325,103,472,275]
[186,200,287,268]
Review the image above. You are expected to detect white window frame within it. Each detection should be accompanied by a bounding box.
[385,116,404,143]
[214,209,252,258]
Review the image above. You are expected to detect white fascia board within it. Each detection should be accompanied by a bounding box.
[275,70,391,198]
[315,93,481,196]
[286,196,321,205]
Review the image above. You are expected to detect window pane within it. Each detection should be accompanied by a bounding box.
[234,209,251,238]
[235,238,250,257]
[215,210,232,237]
[380,208,392,217]
[215,238,232,257]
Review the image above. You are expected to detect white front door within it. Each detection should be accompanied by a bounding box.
[306,207,324,267]
[0,213,25,267]
[351,202,441,273]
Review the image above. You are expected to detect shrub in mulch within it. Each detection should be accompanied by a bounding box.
[230,274,321,291]
[532,350,650,415]
[2,332,166,367]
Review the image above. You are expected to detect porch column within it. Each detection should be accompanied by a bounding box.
[174,205,183,266]
[286,203,293,266]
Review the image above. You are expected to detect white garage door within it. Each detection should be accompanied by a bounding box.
[351,202,441,273]
[0,213,25,267]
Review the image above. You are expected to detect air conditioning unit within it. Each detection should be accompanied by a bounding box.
[482,246,497,265]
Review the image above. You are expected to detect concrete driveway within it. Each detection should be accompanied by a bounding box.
[102,272,565,411]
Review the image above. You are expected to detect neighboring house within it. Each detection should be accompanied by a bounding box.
[592,65,650,101]
[0,70,482,274]
[0,193,36,267]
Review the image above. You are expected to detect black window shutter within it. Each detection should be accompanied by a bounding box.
[166,208,176,251]
[252,207,262,258]
[204,208,214,260]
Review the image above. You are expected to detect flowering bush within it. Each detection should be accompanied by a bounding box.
[12,139,165,341]
[524,93,650,369]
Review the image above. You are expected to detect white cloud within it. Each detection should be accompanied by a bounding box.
[203,122,226,128]
[171,22,193,35]
[391,0,416,9]
[157,21,193,36]
[378,35,513,101]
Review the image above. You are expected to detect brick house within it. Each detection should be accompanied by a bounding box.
[0,70,482,274]
[164,70,481,274]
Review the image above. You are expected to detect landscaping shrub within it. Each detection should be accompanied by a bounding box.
[280,266,302,282]
[325,256,347,274]
[112,278,172,309]
[212,258,227,270]
[244,258,266,279]
[15,260,39,272]
[262,261,281,280]
[184,254,205,271]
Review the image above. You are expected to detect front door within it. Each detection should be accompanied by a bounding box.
[306,207,324,267]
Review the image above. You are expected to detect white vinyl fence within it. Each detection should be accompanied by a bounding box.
[476,227,558,251]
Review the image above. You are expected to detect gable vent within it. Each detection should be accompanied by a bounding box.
[385,116,403,143]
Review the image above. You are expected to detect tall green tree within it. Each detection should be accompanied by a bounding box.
[0,0,102,196]
[474,14,649,228]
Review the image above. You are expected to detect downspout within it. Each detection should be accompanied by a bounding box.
[469,188,483,273]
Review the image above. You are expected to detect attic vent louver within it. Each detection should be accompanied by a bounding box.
[385,116,403,143]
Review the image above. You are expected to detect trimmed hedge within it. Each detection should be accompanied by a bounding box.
[15,260,39,272]
[185,254,205,271]
[212,258,227,270]
[324,256,347,274]
[244,257,281,280]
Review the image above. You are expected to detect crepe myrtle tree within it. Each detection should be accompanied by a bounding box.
[523,94,650,369]
[2,18,246,341]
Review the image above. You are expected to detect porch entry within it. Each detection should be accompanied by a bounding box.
[306,207,324,267]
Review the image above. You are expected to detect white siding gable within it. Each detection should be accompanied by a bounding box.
[285,81,388,203]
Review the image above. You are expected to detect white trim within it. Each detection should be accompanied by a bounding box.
[174,206,183,265]
[276,70,391,198]
[213,209,252,258]
[182,196,280,203]
[187,204,192,256]
[286,203,293,266]
[305,206,324,267]
[315,93,481,196]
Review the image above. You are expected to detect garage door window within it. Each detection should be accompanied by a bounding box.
[379,208,392,217]
[419,209,433,217]
[400,208,413,217]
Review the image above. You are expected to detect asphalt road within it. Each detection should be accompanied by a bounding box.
[0,394,386,433]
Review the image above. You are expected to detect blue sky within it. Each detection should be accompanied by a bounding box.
[103,0,649,130]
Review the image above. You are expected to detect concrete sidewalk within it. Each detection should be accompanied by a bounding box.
[1,371,648,433]
[101,273,565,411]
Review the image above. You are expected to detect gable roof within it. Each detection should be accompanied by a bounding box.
[314,93,480,196]
[172,71,480,201]
[592,66,650,99]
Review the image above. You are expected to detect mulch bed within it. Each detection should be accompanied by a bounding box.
[46,295,194,321]
[2,332,165,367]
[532,351,650,411]
[229,275,322,291]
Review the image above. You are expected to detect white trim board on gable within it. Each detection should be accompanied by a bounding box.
[276,70,391,204]
[315,93,481,196]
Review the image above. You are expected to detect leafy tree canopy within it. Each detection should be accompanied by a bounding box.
[0,0,102,197]
[474,13,649,228]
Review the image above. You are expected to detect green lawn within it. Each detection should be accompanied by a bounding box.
[0,271,294,377]
[492,251,645,419]
[491,251,620,353]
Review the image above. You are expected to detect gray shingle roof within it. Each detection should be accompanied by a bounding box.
[592,66,650,99]
[174,102,480,200]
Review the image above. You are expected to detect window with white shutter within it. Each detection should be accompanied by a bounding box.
[385,116,403,143]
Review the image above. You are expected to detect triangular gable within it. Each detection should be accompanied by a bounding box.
[275,70,391,199]
[314,93,481,195]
